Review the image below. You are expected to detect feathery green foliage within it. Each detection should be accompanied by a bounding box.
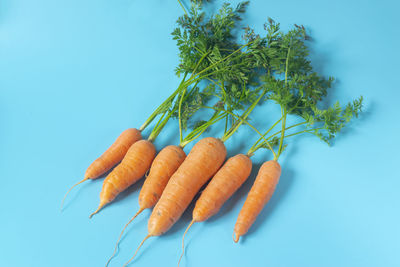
[147,1,362,150]
[246,19,363,158]
[147,1,255,141]
[170,1,272,143]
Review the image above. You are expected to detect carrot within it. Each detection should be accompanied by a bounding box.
[148,137,226,235]
[233,160,281,243]
[89,140,156,218]
[178,153,252,266]
[106,145,186,266]
[122,137,226,266]
[191,154,252,221]
[61,128,141,210]
[122,67,268,265]
[139,145,186,209]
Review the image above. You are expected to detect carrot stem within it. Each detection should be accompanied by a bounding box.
[149,50,210,143]
[180,111,226,147]
[184,41,255,86]
[177,0,188,15]
[152,111,167,134]
[145,41,254,143]
[147,111,174,142]
[277,107,287,160]
[266,121,307,141]
[283,128,322,138]
[205,78,226,101]
[250,121,307,154]
[60,177,89,211]
[105,208,145,267]
[123,234,152,267]
[242,119,277,159]
[224,114,229,134]
[178,86,188,144]
[276,46,291,159]
[248,117,282,153]
[140,72,188,132]
[178,220,195,267]
[221,88,267,142]
[200,105,276,158]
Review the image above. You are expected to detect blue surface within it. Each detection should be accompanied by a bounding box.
[1,1,399,266]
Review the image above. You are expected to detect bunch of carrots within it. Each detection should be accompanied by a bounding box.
[61,1,363,266]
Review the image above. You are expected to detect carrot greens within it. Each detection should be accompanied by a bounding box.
[160,1,363,159]
[243,19,363,159]
[142,1,260,144]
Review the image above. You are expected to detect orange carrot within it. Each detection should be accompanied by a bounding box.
[139,145,186,209]
[178,153,252,266]
[106,145,186,266]
[89,140,156,218]
[233,160,281,242]
[192,154,252,221]
[148,137,226,235]
[123,137,226,266]
[61,128,141,209]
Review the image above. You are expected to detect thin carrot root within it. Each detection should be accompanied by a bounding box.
[178,220,195,267]
[60,177,89,211]
[89,202,107,219]
[105,208,145,267]
[122,234,151,267]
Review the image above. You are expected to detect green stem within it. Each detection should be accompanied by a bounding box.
[189,51,210,81]
[142,41,253,139]
[178,87,188,144]
[224,115,228,134]
[150,79,200,143]
[202,106,277,159]
[139,72,188,131]
[221,89,267,142]
[248,117,283,153]
[206,78,227,102]
[243,122,277,159]
[220,80,226,103]
[179,58,249,93]
[277,107,287,159]
[276,46,291,159]
[177,0,188,16]
[269,121,306,139]
[283,128,322,138]
[250,121,307,153]
[180,111,226,147]
[183,41,254,86]
[152,111,167,132]
[285,47,291,83]
[148,111,174,142]
[139,87,178,131]
[145,50,209,140]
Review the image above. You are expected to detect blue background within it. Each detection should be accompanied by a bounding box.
[1,0,399,266]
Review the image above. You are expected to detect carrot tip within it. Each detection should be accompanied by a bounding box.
[178,220,195,267]
[233,232,240,243]
[89,204,104,219]
[60,177,89,212]
[122,234,151,267]
[106,208,145,267]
